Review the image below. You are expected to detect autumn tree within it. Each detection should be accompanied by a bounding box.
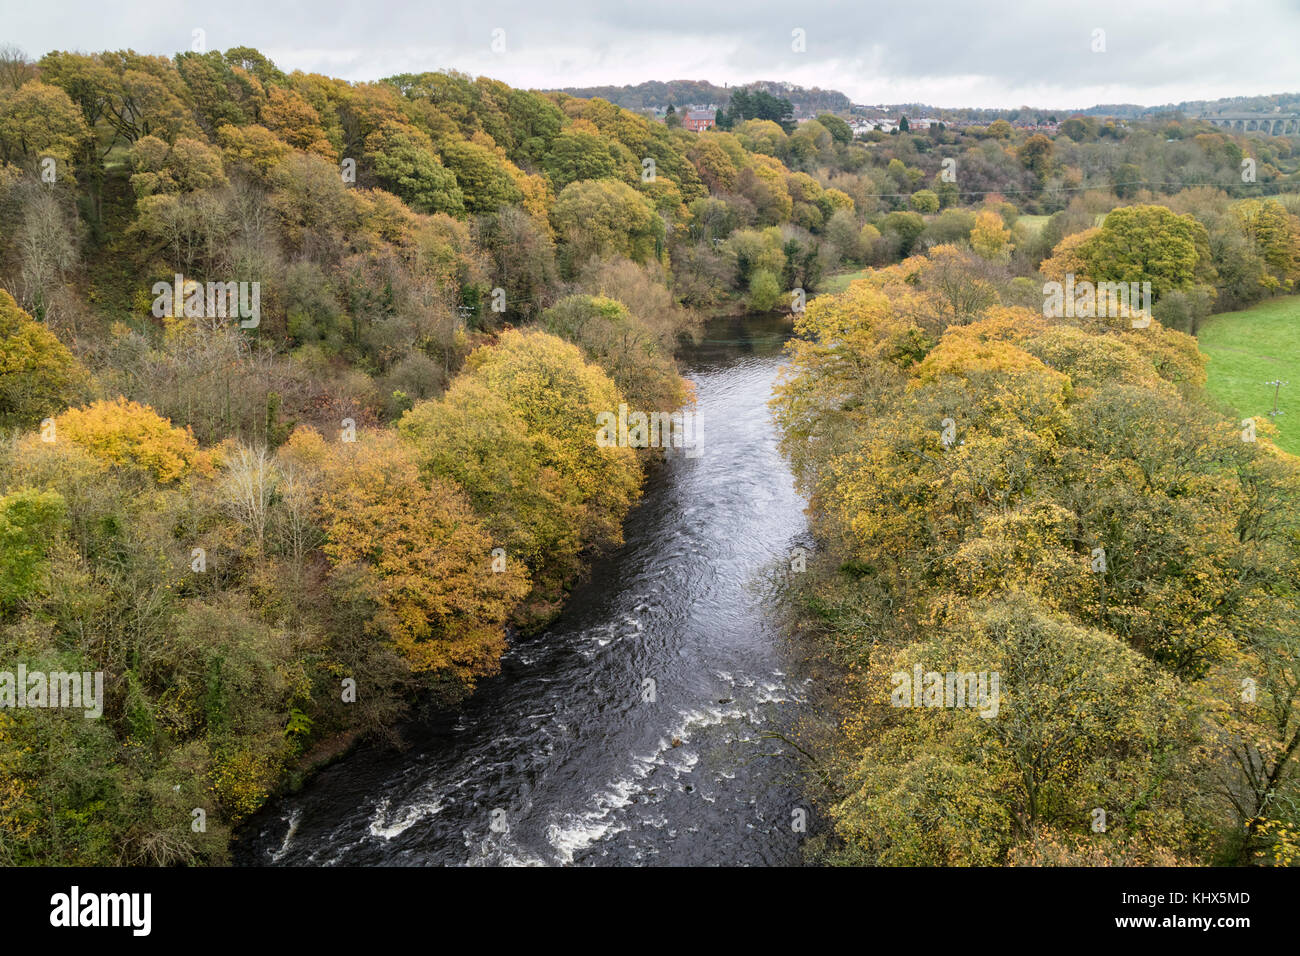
[0,80,89,176]
[549,178,664,274]
[771,243,1300,866]
[399,329,642,624]
[0,289,90,428]
[1079,204,1212,300]
[55,397,205,483]
[309,428,529,697]
[971,208,1012,261]
[540,294,687,411]
[128,135,227,196]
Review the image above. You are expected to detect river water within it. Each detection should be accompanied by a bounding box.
[235,312,812,866]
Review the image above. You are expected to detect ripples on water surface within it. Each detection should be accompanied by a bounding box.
[236,313,813,866]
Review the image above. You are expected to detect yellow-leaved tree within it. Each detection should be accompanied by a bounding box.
[970,208,1012,262]
[0,289,90,430]
[302,427,530,697]
[401,328,643,626]
[54,397,207,483]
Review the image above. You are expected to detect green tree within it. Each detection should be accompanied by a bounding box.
[0,488,66,609]
[1017,133,1053,181]
[543,128,619,189]
[550,178,664,273]
[880,210,926,257]
[0,80,89,175]
[909,189,940,214]
[816,113,852,145]
[1080,204,1210,300]
[748,268,782,310]
[439,137,523,213]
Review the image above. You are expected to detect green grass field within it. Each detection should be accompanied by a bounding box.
[1197,296,1300,455]
[820,268,872,294]
[1016,214,1050,238]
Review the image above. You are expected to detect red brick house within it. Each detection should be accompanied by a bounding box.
[683,108,716,132]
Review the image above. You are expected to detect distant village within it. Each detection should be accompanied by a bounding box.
[652,103,1062,136]
[837,113,1064,135]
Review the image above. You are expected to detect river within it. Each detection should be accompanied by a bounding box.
[234,311,812,866]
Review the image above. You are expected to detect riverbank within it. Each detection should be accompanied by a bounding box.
[235,311,813,866]
[242,311,797,814]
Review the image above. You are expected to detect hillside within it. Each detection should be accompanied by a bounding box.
[553,78,851,115]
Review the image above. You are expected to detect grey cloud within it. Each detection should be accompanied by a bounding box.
[5,0,1298,107]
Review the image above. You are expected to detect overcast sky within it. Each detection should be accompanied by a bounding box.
[5,0,1299,109]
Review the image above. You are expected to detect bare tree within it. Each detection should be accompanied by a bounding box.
[222,442,278,551]
[273,458,323,589]
[15,182,79,321]
[0,45,33,91]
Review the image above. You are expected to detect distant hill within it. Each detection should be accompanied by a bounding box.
[552,79,851,116]
[887,94,1300,121]
[1143,93,1300,118]
[1068,95,1300,119]
[553,82,1299,122]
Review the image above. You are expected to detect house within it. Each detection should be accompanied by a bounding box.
[684,108,716,132]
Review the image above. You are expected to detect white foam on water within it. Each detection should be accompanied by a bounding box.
[545,764,650,864]
[312,833,370,866]
[269,808,302,863]
[368,795,444,840]
[547,814,631,865]
[544,699,760,864]
[464,832,548,867]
